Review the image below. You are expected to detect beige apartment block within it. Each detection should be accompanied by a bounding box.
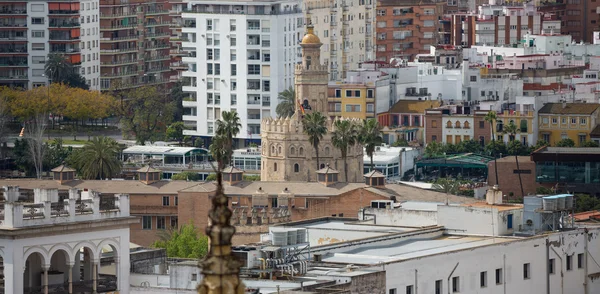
[305,0,376,81]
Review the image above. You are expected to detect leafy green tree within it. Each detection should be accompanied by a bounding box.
[359,119,383,172]
[332,119,358,182]
[457,139,482,153]
[170,81,185,121]
[503,121,524,198]
[424,141,444,158]
[12,139,36,176]
[302,112,328,170]
[216,110,241,166]
[276,87,295,118]
[432,177,460,205]
[69,136,122,179]
[485,140,508,158]
[581,141,599,147]
[536,186,554,195]
[166,122,186,146]
[119,86,175,145]
[575,194,600,213]
[529,140,549,153]
[43,138,73,170]
[485,111,499,186]
[556,138,575,147]
[171,171,201,181]
[443,143,459,154]
[205,173,217,181]
[152,223,209,259]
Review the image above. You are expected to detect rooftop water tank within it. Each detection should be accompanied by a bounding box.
[543,197,557,211]
[556,196,566,210]
[565,195,574,210]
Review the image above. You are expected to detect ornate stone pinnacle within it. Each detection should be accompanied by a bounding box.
[197,171,245,294]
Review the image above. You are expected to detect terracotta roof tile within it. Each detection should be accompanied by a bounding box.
[389,100,442,114]
[538,103,600,115]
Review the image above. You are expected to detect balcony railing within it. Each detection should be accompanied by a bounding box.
[0,74,28,80]
[0,8,26,14]
[100,47,138,54]
[0,23,26,28]
[100,11,137,18]
[146,32,170,38]
[183,7,301,15]
[49,9,79,15]
[0,47,27,53]
[1,194,129,228]
[145,21,171,27]
[49,21,80,28]
[145,44,170,50]
[100,23,138,30]
[50,47,80,53]
[100,35,139,42]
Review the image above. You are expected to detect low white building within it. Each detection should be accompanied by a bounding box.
[363,146,419,180]
[0,183,135,294]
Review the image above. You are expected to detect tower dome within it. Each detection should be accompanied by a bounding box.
[301,25,321,45]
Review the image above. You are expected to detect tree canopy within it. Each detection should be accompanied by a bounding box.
[276,87,295,118]
[152,223,209,259]
[556,138,576,147]
[70,136,122,179]
[119,86,175,145]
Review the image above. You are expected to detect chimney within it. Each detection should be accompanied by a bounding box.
[222,166,244,185]
[364,170,386,187]
[562,100,567,109]
[316,164,339,186]
[278,187,294,208]
[51,164,76,184]
[137,166,161,185]
[251,187,269,208]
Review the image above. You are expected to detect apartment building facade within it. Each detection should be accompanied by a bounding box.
[375,0,445,62]
[538,102,600,146]
[450,3,561,47]
[181,0,303,146]
[305,0,376,81]
[0,0,99,90]
[423,105,491,146]
[561,0,600,43]
[99,0,173,91]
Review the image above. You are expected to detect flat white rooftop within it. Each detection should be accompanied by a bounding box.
[321,235,514,265]
[290,220,414,234]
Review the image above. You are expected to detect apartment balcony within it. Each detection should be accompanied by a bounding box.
[170,61,187,70]
[0,21,26,28]
[100,35,139,42]
[145,66,170,74]
[145,32,170,38]
[145,55,170,62]
[145,43,170,50]
[49,32,80,42]
[146,9,169,16]
[100,23,138,31]
[145,21,171,27]
[100,76,170,90]
[0,6,26,15]
[0,57,27,67]
[0,45,26,54]
[182,6,300,16]
[170,37,189,43]
[100,59,139,66]
[102,71,139,78]
[0,34,27,42]
[49,9,79,15]
[49,20,80,28]
[100,47,138,54]
[170,49,187,56]
[100,11,137,19]
[50,46,80,54]
[0,73,27,80]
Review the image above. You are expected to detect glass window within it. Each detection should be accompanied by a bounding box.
[163,196,170,206]
[142,216,152,229]
[156,216,166,229]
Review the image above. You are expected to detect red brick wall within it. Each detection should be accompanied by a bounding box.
[487,157,537,197]
[129,194,179,247]
[473,113,491,146]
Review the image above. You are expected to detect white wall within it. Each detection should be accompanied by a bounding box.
[437,205,523,236]
[79,0,101,90]
[359,207,437,227]
[384,229,600,294]
[2,226,130,294]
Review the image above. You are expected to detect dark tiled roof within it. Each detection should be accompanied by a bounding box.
[538,103,600,115]
[51,165,76,172]
[389,100,442,114]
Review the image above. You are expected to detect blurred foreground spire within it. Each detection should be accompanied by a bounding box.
[198,139,245,294]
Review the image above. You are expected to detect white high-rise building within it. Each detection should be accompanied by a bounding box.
[181,0,303,146]
[78,0,100,90]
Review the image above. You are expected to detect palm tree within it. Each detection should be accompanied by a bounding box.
[216,110,241,166]
[276,87,295,118]
[332,119,358,182]
[302,112,328,170]
[209,134,229,170]
[503,121,524,198]
[432,177,460,205]
[359,119,383,172]
[484,111,499,187]
[44,53,73,82]
[71,136,122,180]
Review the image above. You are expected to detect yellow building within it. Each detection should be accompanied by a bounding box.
[494,109,536,146]
[538,103,600,146]
[327,83,376,119]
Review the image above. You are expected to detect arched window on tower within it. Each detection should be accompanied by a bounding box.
[274,163,278,172]
[294,163,299,173]
[306,56,312,70]
[299,147,304,156]
[290,147,296,156]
